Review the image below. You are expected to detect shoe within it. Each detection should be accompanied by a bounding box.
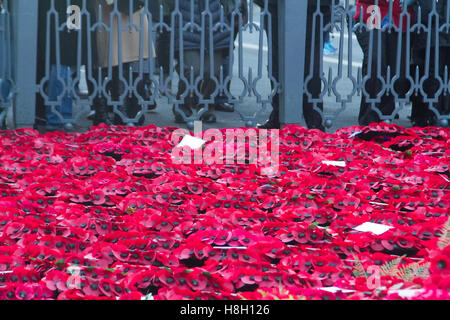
[257,119,280,129]
[140,78,157,111]
[93,97,113,126]
[198,104,217,123]
[114,96,145,126]
[87,110,95,121]
[113,104,128,126]
[257,110,280,129]
[323,42,337,56]
[200,111,216,123]
[127,96,145,126]
[214,102,234,113]
[173,104,193,123]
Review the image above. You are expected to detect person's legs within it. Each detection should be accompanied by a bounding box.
[213,51,234,112]
[382,31,401,117]
[355,28,370,124]
[410,48,431,126]
[303,9,325,131]
[356,28,395,126]
[110,64,128,125]
[391,32,410,110]
[125,72,147,126]
[173,50,200,123]
[257,4,280,128]
[415,46,442,126]
[214,25,239,112]
[198,50,227,123]
[438,46,450,119]
[129,58,157,112]
[46,65,73,129]
[157,27,171,79]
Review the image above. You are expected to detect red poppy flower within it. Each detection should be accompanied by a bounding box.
[44,270,70,292]
[118,291,143,300]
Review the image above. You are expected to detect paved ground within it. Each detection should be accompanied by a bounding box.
[44,3,413,134]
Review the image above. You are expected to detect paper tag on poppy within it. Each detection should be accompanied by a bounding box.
[389,289,424,298]
[322,160,346,167]
[319,287,355,294]
[354,222,393,235]
[349,131,363,138]
[176,135,206,150]
[84,253,99,261]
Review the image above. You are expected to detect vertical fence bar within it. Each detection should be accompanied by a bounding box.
[278,0,308,126]
[10,0,38,128]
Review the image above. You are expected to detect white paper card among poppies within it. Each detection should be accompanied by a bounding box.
[322,160,346,167]
[319,287,355,294]
[353,222,393,235]
[176,135,206,150]
[389,289,424,299]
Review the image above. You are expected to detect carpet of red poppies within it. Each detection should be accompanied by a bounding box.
[0,123,449,300]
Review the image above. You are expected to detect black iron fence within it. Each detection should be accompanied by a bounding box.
[0,0,449,131]
[0,0,12,127]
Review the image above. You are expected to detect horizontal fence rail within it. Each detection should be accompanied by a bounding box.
[2,0,450,130]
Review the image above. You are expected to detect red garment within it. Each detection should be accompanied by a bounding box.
[354,0,412,31]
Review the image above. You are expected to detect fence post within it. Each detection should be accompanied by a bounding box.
[10,0,38,129]
[278,0,308,126]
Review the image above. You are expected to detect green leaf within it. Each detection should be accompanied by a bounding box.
[306,195,315,200]
[55,260,65,266]
[308,222,319,229]
[438,218,450,249]
[352,254,367,279]
[380,255,405,277]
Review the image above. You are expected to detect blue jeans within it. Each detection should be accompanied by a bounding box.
[0,36,11,103]
[46,65,74,128]
[0,79,10,102]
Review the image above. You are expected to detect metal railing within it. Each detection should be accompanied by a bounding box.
[0,0,12,128]
[1,0,449,130]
